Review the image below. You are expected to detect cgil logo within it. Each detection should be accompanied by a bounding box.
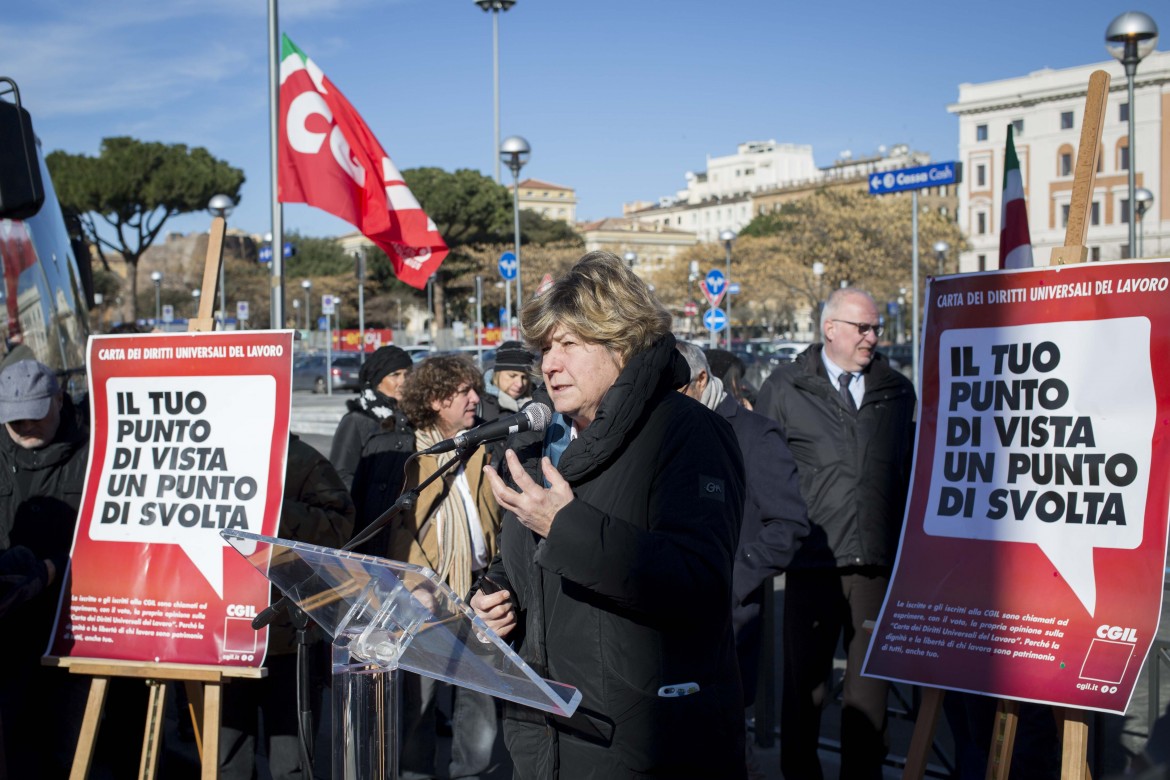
[1096,625,1137,642]
[226,604,258,618]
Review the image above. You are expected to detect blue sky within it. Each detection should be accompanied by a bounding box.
[4,0,1162,240]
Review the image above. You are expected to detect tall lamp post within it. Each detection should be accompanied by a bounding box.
[208,194,235,328]
[1106,11,1159,257]
[150,271,163,324]
[474,0,516,183]
[501,135,530,308]
[191,289,201,319]
[354,248,366,363]
[623,251,637,269]
[933,240,950,276]
[301,279,313,344]
[812,261,825,339]
[719,230,736,348]
[1135,187,1155,258]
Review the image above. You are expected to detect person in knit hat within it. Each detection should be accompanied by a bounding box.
[328,345,414,555]
[480,340,536,422]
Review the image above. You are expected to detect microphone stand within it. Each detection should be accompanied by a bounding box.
[252,446,475,630]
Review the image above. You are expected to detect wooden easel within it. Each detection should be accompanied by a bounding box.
[48,215,269,779]
[900,69,1110,780]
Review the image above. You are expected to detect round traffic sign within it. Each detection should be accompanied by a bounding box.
[498,251,518,280]
[703,307,728,332]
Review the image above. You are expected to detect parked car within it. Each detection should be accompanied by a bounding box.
[293,353,362,393]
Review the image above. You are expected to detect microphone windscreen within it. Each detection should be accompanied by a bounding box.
[522,401,553,432]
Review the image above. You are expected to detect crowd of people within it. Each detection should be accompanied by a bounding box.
[1,250,1167,780]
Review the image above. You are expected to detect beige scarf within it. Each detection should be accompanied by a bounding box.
[413,426,475,596]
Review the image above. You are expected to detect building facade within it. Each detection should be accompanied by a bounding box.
[949,51,1170,270]
[508,178,578,223]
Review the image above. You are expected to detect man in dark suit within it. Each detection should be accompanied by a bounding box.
[677,341,809,778]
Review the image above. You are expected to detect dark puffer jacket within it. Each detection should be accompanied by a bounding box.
[267,434,355,655]
[485,336,747,779]
[754,343,916,569]
[329,399,412,557]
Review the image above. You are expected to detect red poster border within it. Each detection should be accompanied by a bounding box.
[865,260,1170,715]
[50,331,294,668]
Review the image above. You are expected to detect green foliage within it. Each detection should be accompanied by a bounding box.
[403,167,511,247]
[738,210,789,238]
[519,209,583,246]
[283,231,353,276]
[46,137,244,320]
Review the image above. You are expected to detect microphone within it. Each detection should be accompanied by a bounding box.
[419,402,552,455]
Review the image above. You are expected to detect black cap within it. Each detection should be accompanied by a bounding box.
[494,341,535,373]
[360,346,412,387]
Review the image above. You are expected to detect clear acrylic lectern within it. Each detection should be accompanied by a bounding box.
[222,530,581,780]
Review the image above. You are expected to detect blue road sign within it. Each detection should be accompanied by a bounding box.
[259,245,273,263]
[703,307,728,332]
[868,161,961,195]
[728,282,740,295]
[499,251,518,280]
[283,242,296,258]
[705,269,726,296]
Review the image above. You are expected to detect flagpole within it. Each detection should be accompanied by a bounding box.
[268,0,285,329]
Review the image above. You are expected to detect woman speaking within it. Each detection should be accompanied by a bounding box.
[473,252,747,778]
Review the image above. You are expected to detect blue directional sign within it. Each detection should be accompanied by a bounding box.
[728,282,740,295]
[283,242,296,258]
[259,245,273,263]
[703,307,728,332]
[498,251,518,280]
[868,161,961,195]
[705,269,726,296]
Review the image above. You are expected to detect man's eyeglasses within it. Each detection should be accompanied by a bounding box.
[832,319,883,338]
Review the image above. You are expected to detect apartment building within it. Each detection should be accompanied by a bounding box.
[507,178,578,224]
[949,51,1170,270]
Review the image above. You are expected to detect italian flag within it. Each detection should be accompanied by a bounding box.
[998,124,1033,269]
[277,35,447,288]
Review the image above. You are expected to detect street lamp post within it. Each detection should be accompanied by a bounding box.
[191,289,201,319]
[623,251,637,269]
[1135,187,1155,258]
[501,135,530,309]
[301,279,312,345]
[355,248,366,363]
[812,261,825,340]
[474,0,516,183]
[719,230,736,349]
[292,298,300,330]
[1106,12,1159,258]
[933,240,950,276]
[150,271,163,324]
[208,194,235,329]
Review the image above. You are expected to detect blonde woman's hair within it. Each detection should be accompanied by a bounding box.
[520,251,671,365]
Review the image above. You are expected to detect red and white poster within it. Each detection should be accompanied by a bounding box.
[865,259,1170,715]
[49,331,294,668]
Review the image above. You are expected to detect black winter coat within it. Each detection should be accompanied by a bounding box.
[486,336,747,779]
[717,394,809,703]
[754,344,915,569]
[329,399,412,557]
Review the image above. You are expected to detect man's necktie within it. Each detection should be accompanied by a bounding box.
[838,372,857,412]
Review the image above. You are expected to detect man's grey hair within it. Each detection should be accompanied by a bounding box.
[675,341,710,382]
[820,286,878,331]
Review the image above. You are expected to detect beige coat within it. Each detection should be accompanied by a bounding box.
[387,444,501,597]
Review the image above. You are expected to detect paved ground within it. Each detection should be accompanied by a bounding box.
[287,391,1170,780]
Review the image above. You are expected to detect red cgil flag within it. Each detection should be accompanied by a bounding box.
[277,34,446,288]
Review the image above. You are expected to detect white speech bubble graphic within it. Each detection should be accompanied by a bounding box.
[924,318,1153,616]
[87,375,277,597]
